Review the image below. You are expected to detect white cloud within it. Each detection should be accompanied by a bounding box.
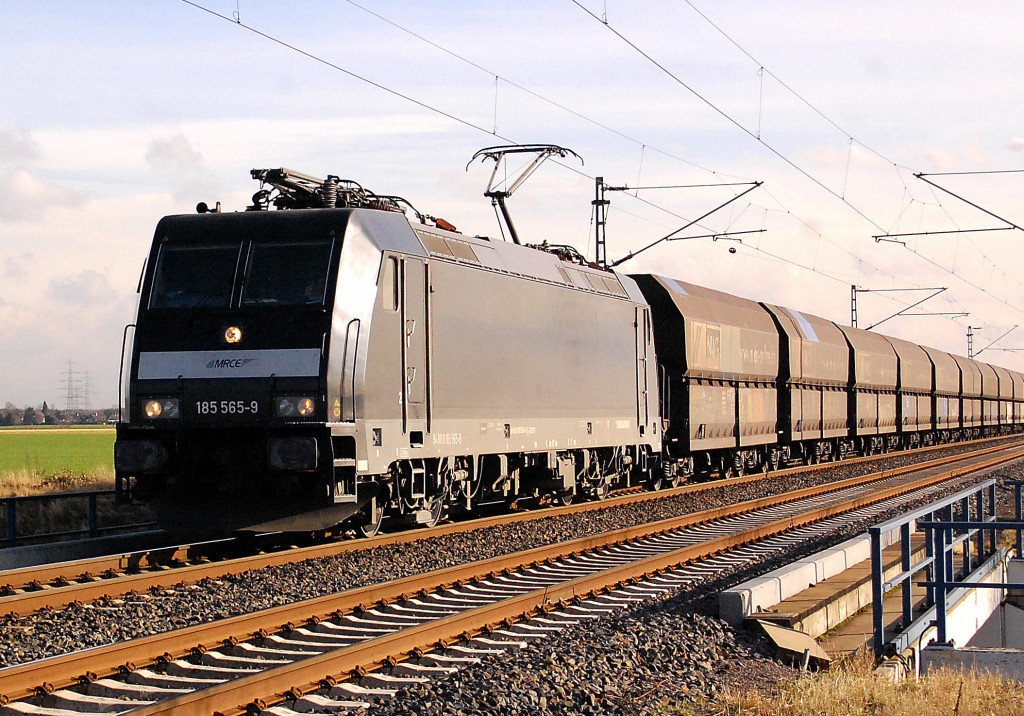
[4,253,33,278]
[145,134,203,170]
[918,148,961,173]
[46,270,116,306]
[0,170,85,222]
[0,127,40,164]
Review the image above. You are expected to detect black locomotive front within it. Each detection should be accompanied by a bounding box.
[115,210,347,533]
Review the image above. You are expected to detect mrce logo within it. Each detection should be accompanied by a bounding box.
[207,357,257,369]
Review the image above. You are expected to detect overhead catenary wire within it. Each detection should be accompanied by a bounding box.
[569,0,888,234]
[177,0,1023,336]
[197,0,933,301]
[571,1,1024,327]
[179,1,859,252]
[570,0,1024,335]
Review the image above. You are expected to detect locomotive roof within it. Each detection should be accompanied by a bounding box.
[156,207,647,305]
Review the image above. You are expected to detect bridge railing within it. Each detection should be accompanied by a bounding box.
[869,478,1006,656]
[1,490,156,547]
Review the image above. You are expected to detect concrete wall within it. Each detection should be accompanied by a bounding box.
[720,527,904,627]
[919,557,1020,678]
[969,603,1024,648]
[922,645,1024,680]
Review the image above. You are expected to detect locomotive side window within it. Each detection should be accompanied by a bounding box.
[149,243,241,309]
[381,256,399,311]
[241,240,333,306]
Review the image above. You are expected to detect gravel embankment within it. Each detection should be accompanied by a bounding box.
[0,442,1020,671]
[362,463,1024,716]
[364,594,799,716]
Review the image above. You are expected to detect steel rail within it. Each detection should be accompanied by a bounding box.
[128,444,1024,716]
[2,442,1021,708]
[2,436,1019,618]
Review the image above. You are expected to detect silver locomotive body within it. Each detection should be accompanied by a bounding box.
[115,203,660,534]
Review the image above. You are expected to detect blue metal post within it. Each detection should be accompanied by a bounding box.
[901,521,912,632]
[1016,481,1023,558]
[961,496,972,574]
[5,500,15,548]
[944,504,955,582]
[871,527,884,656]
[974,489,985,561]
[990,481,998,555]
[87,494,98,537]
[933,521,949,645]
[924,514,935,609]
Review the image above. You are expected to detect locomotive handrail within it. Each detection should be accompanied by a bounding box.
[117,322,136,423]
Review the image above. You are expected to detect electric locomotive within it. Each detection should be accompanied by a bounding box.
[114,168,661,535]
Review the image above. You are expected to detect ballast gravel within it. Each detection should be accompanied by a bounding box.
[362,595,798,716]
[0,442,1020,673]
[355,476,1018,716]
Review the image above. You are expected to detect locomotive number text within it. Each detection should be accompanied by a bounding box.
[195,400,259,416]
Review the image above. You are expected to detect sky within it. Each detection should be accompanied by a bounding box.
[2,1,1023,409]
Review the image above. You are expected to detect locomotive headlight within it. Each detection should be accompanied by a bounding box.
[224,326,243,344]
[275,396,316,418]
[144,398,179,419]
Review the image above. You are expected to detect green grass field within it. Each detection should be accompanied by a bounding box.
[0,426,114,479]
[0,426,151,535]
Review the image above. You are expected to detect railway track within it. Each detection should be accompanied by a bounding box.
[0,436,1020,620]
[0,440,1021,715]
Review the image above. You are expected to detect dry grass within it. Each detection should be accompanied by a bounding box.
[0,466,153,542]
[0,467,113,498]
[705,653,1024,716]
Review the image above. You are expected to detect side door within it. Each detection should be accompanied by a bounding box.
[401,257,430,436]
[635,306,651,433]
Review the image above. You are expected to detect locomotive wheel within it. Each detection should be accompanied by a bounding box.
[553,488,575,506]
[355,497,384,538]
[421,496,444,528]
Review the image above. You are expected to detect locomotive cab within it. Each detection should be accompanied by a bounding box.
[114,209,361,532]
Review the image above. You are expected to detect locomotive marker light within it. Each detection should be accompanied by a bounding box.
[224,325,243,344]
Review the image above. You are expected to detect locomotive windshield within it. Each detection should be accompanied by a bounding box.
[149,243,241,309]
[147,237,334,310]
[241,240,333,306]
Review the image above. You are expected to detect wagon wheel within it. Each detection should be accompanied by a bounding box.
[726,454,743,478]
